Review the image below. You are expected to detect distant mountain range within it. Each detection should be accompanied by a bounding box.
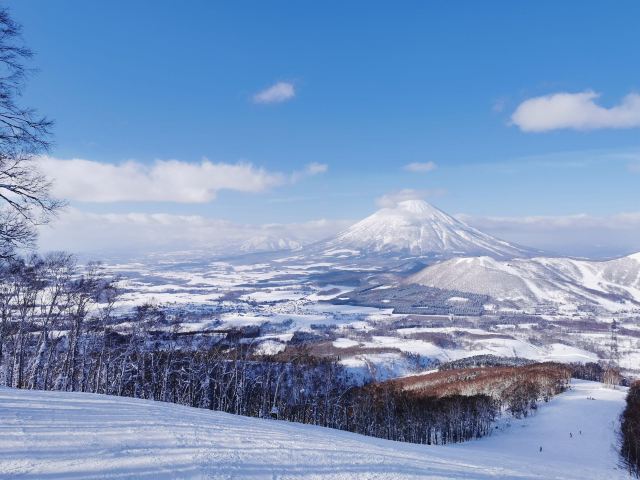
[239,235,302,254]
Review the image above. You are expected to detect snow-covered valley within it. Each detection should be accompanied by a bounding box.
[0,380,628,479]
[107,238,640,380]
[3,3,640,478]
[3,200,638,479]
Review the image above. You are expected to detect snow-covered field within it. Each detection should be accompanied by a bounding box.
[103,253,640,380]
[0,380,628,479]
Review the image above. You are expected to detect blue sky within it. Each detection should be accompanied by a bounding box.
[8,1,640,256]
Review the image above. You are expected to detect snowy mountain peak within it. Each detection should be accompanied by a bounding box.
[394,199,442,215]
[320,201,536,258]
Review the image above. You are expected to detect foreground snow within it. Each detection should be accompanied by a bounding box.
[0,380,628,479]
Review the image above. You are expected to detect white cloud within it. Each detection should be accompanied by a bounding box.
[511,91,640,132]
[39,157,325,203]
[38,206,640,260]
[305,162,328,175]
[457,212,640,258]
[252,81,296,104]
[38,208,352,257]
[403,161,437,173]
[290,162,328,182]
[375,188,446,208]
[629,163,640,173]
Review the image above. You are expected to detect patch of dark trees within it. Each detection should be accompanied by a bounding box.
[439,355,535,370]
[346,384,497,444]
[329,284,488,316]
[568,362,629,387]
[620,381,640,477]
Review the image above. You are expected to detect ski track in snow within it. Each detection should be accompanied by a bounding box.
[0,380,628,479]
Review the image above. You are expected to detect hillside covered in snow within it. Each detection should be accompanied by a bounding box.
[0,380,628,479]
[408,252,640,313]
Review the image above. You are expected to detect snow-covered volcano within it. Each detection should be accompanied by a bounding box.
[319,200,535,259]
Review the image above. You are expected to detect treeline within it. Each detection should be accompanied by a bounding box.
[346,383,497,444]
[439,354,534,370]
[569,361,627,386]
[620,381,640,477]
[0,253,570,445]
[390,363,571,418]
[440,357,627,387]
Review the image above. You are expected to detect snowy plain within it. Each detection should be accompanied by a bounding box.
[0,380,628,479]
[102,253,640,380]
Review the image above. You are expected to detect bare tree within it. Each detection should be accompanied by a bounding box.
[0,8,62,258]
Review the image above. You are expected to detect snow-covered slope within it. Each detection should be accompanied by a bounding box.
[318,200,535,259]
[0,381,628,479]
[408,252,640,312]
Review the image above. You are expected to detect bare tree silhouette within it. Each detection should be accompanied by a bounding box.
[0,8,63,258]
